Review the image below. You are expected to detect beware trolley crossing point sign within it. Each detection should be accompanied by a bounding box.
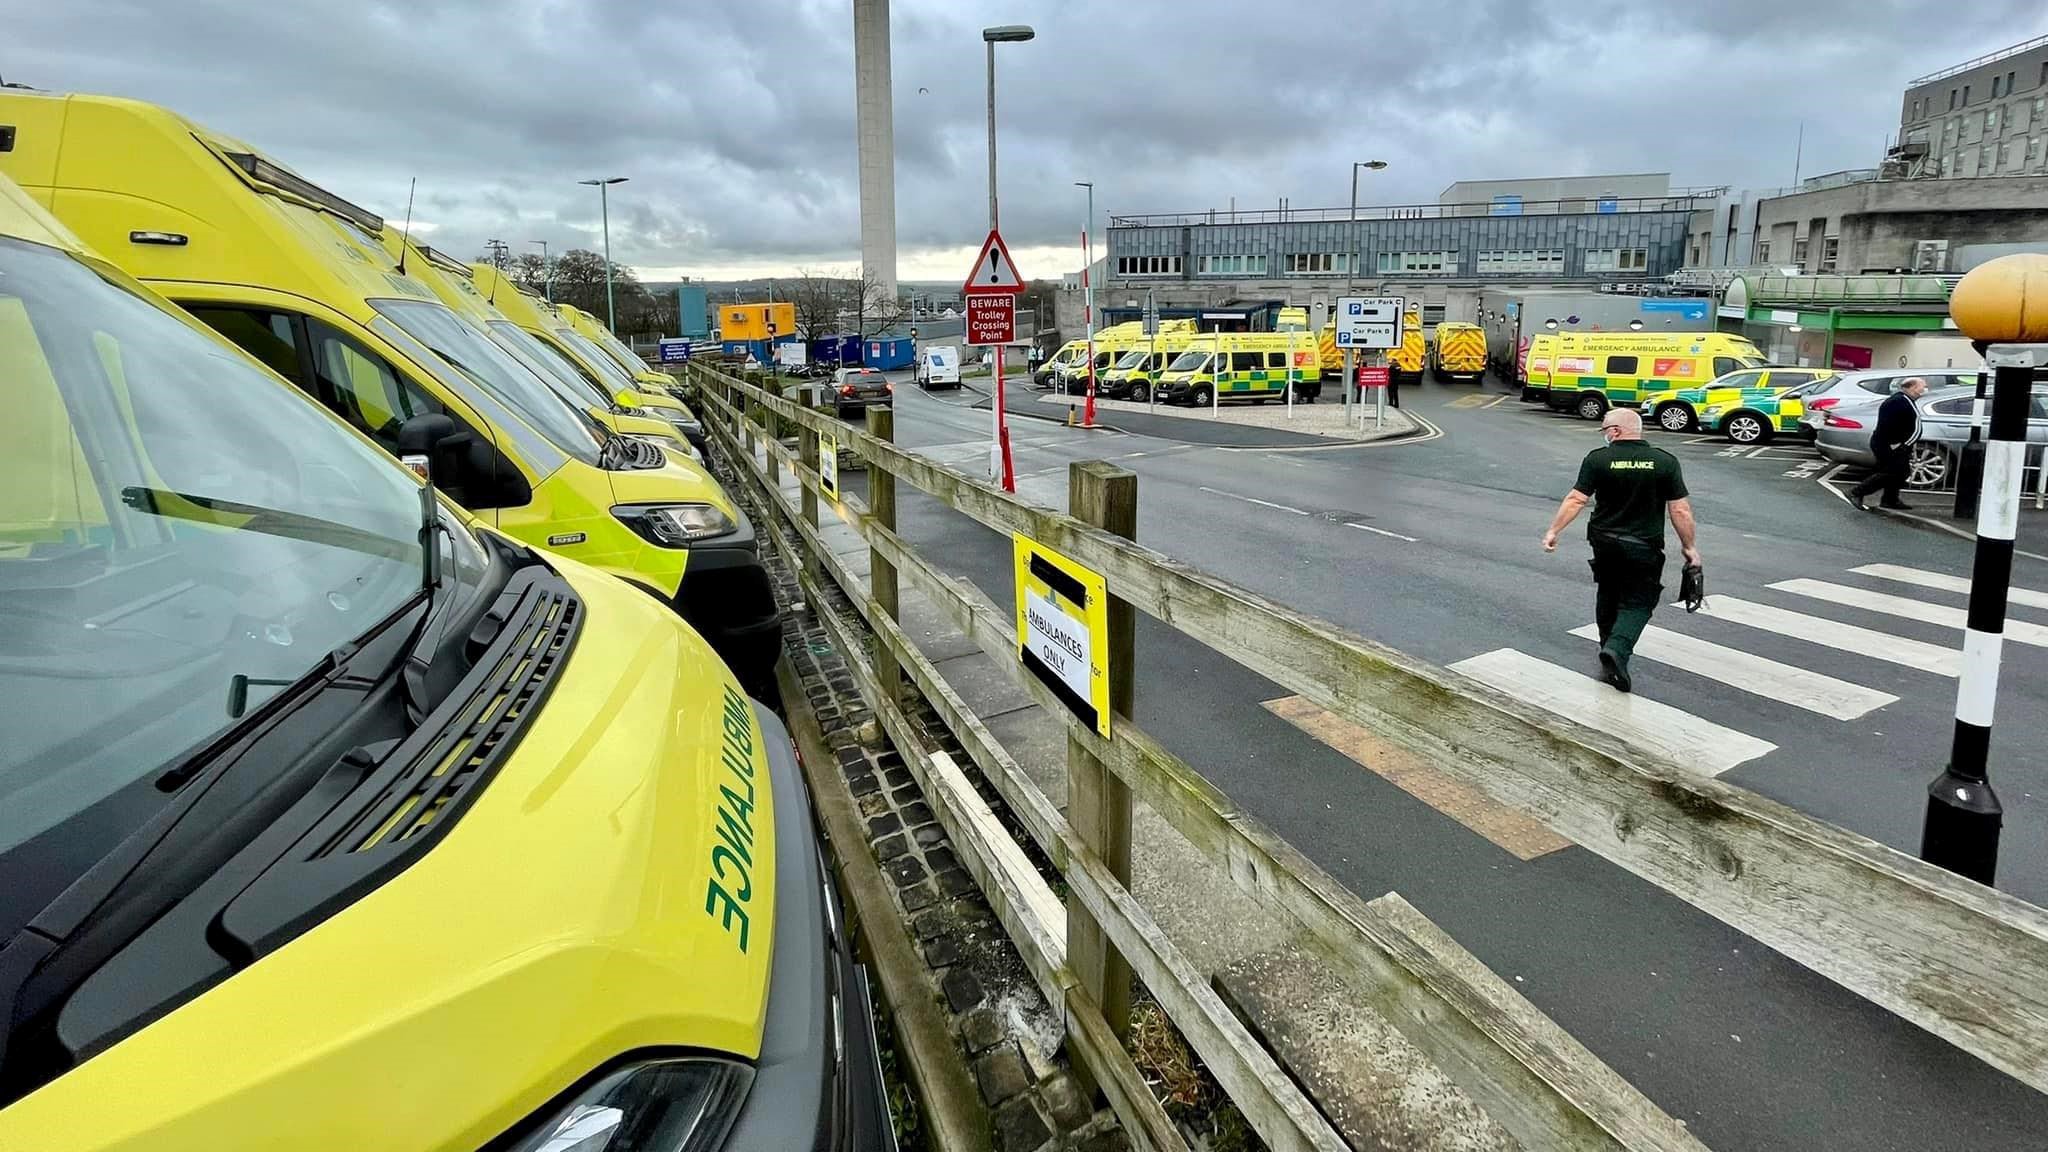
[966,296,1015,345]
[962,228,1026,295]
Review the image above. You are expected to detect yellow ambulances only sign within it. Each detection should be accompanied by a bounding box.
[819,431,839,500]
[1012,534,1111,737]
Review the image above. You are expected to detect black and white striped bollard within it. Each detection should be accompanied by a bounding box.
[1921,256,2048,885]
[1919,347,2035,883]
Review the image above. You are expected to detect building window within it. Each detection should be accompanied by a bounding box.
[1583,248,1648,272]
[1195,254,1267,276]
[1284,252,1354,274]
[1950,88,1959,110]
[1689,242,1701,265]
[1820,236,1839,272]
[2035,95,2046,127]
[1375,250,1456,274]
[1115,256,1182,276]
[1944,118,1958,149]
[2032,135,2046,172]
[2009,70,2018,96]
[1789,236,1808,266]
[1964,83,1972,104]
[1989,106,2001,136]
[2000,139,2015,171]
[1476,249,1564,274]
[1756,239,1771,263]
[1981,143,1995,171]
[1993,75,2004,98]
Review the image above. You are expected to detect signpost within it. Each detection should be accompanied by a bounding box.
[964,228,1026,492]
[656,337,692,364]
[1337,295,1402,426]
[1013,533,1111,737]
[1144,289,1158,413]
[818,430,839,501]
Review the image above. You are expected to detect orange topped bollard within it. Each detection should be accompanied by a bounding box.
[1922,254,2048,884]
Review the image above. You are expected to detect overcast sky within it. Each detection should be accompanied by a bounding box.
[9,1,2044,282]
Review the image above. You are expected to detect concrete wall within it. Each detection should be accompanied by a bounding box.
[1688,176,2048,271]
[1901,40,2048,178]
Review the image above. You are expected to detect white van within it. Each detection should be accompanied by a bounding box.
[919,344,962,390]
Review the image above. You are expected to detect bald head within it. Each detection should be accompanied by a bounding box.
[1602,408,1643,440]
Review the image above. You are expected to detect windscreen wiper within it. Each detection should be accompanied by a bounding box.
[119,488,419,565]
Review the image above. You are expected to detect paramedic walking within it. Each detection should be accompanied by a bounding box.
[1541,409,1700,692]
[1850,375,1928,511]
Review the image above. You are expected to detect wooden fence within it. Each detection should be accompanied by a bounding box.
[685,363,2048,1149]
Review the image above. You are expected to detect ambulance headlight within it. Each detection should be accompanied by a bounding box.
[499,1058,753,1152]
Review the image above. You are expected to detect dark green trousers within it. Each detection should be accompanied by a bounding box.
[1590,536,1665,677]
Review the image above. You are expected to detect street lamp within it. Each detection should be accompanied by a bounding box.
[982,23,1034,492]
[1349,160,1389,284]
[529,240,552,304]
[577,176,629,329]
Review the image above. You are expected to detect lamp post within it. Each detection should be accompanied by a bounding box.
[983,23,1033,492]
[1349,160,1389,285]
[529,240,552,304]
[1077,180,1097,427]
[577,176,628,330]
[1919,254,2048,884]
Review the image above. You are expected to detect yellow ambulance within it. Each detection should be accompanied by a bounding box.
[0,169,892,1152]
[0,90,781,681]
[556,301,680,396]
[1097,330,1200,399]
[1430,321,1487,383]
[1539,332,1767,420]
[1387,309,1427,383]
[1153,332,1319,406]
[392,241,695,457]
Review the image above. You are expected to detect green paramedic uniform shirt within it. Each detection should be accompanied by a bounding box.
[1573,441,1689,545]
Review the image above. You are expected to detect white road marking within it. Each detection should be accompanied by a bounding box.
[1198,486,1309,516]
[1449,648,1776,777]
[1851,563,2048,611]
[1484,394,1511,408]
[1770,578,2048,648]
[1690,596,1960,676]
[1747,446,1773,458]
[1346,522,1420,542]
[1566,624,1896,720]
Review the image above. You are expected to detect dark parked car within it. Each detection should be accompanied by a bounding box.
[831,366,893,419]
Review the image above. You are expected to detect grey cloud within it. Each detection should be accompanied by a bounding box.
[6,0,2043,275]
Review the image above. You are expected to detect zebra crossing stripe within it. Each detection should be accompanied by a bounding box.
[1449,649,1776,777]
[1566,624,1896,720]
[1686,596,1962,676]
[1770,579,2048,649]
[1849,563,2048,612]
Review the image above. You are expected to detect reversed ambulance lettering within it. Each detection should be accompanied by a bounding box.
[705,685,758,952]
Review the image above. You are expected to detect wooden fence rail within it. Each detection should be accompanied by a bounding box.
[686,362,2048,1146]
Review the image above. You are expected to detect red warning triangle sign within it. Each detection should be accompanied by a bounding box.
[961,228,1026,295]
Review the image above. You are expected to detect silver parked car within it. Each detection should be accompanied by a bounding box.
[1796,368,1977,440]
[1812,381,2048,488]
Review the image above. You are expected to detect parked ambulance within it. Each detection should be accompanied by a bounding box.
[0,90,780,683]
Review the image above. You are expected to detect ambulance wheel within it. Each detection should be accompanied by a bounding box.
[1575,392,1609,420]
[1654,403,1696,433]
[1191,384,1214,407]
[1723,411,1772,444]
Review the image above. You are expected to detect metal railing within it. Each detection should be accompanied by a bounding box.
[1908,33,2048,86]
[1745,272,1958,305]
[1109,193,1720,229]
[684,360,2048,1150]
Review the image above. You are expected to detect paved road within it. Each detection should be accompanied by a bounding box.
[837,374,2048,1149]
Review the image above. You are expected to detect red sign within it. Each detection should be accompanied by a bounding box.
[966,295,1015,345]
[1355,365,1390,390]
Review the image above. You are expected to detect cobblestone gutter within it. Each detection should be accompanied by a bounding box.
[706,442,1127,1152]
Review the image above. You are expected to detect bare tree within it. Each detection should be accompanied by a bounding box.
[787,267,845,341]
[851,264,905,339]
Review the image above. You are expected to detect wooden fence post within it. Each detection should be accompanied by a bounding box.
[867,406,901,705]
[1066,461,1137,1050]
[798,388,822,585]
[763,379,782,489]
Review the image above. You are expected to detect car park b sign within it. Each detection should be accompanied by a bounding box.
[1336,296,1404,349]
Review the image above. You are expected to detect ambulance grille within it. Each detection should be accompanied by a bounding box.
[329,578,580,854]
